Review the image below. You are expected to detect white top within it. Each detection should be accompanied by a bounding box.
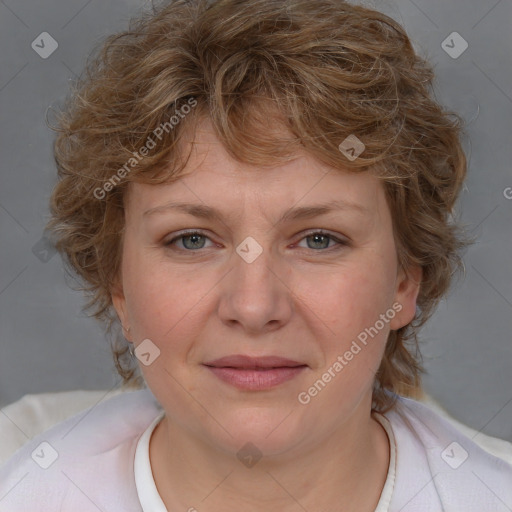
[373,413,397,511]
[1,387,512,511]
[134,412,167,511]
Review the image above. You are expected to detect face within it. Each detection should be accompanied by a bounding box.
[112,117,421,457]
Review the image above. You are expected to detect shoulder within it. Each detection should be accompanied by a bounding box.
[0,387,163,512]
[385,396,512,511]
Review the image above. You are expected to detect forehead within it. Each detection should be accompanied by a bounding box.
[125,117,386,223]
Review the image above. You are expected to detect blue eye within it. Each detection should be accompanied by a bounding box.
[165,231,214,251]
[164,230,348,252]
[297,230,347,251]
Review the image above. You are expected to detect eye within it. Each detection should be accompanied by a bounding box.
[164,230,215,251]
[295,230,348,251]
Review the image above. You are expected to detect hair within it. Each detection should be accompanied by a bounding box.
[46,0,472,412]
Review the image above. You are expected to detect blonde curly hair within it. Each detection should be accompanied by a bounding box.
[46,0,471,411]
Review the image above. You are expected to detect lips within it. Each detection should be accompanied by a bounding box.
[203,355,308,391]
[203,354,306,369]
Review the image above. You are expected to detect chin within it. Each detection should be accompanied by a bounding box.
[205,407,308,458]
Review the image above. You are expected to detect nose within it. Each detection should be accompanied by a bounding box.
[217,239,293,334]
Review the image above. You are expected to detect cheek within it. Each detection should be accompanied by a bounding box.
[305,265,394,347]
[298,269,394,410]
[122,251,213,346]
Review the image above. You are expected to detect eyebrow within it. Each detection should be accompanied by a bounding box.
[143,199,370,224]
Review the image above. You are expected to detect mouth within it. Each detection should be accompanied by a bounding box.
[202,355,308,390]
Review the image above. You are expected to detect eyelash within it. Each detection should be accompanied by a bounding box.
[164,229,349,253]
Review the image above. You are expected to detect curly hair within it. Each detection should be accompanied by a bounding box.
[46,0,472,411]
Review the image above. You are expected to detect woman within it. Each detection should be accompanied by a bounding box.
[1,0,511,510]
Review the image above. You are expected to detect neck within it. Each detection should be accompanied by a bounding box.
[149,397,390,512]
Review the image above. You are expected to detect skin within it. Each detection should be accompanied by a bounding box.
[112,117,422,512]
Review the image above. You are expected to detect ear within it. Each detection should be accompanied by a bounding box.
[389,264,422,330]
[111,280,132,342]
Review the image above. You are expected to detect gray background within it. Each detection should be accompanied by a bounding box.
[1,0,511,442]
